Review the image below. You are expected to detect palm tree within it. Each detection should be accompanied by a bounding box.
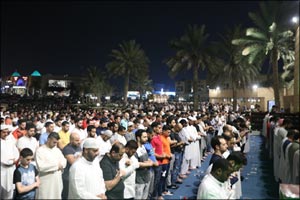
[82,66,112,103]
[106,40,150,103]
[209,25,260,111]
[232,1,295,109]
[165,24,210,110]
[281,60,295,89]
[131,71,153,100]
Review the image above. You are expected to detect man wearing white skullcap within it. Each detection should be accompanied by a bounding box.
[69,138,106,199]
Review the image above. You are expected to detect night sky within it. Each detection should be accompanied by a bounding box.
[1,1,296,91]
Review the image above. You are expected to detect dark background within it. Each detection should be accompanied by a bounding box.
[1,1,297,91]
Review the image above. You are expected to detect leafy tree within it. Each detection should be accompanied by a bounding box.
[281,60,294,88]
[106,40,150,103]
[131,70,153,100]
[165,24,210,110]
[82,66,112,103]
[232,1,295,109]
[209,25,260,111]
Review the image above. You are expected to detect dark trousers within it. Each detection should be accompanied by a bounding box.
[152,165,162,198]
[171,151,183,184]
[159,163,170,195]
[62,179,69,199]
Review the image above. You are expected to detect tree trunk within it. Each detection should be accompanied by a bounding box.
[271,48,281,109]
[123,72,129,104]
[139,89,143,100]
[193,65,199,110]
[232,86,238,112]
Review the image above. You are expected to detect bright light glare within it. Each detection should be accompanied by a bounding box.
[292,16,299,24]
[216,86,220,90]
[252,84,258,90]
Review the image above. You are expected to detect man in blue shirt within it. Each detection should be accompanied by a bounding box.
[145,127,159,199]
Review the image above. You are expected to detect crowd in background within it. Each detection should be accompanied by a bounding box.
[262,111,299,185]
[1,97,298,199]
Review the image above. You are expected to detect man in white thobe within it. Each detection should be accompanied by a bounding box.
[1,125,19,199]
[178,119,193,176]
[187,117,201,169]
[95,130,112,163]
[69,138,106,199]
[16,123,39,155]
[197,158,233,199]
[35,132,66,199]
[119,140,140,199]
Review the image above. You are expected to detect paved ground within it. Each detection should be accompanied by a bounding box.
[164,133,279,199]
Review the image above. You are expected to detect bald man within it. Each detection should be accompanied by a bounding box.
[62,132,82,199]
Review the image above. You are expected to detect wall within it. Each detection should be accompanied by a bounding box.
[209,87,274,112]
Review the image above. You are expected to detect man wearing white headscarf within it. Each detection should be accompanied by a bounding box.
[1,125,20,199]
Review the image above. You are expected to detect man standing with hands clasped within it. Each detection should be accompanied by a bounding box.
[1,125,19,199]
[69,138,107,199]
[100,142,126,199]
[35,132,66,199]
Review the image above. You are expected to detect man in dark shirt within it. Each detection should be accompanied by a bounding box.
[100,142,126,199]
[62,132,82,199]
[209,135,228,165]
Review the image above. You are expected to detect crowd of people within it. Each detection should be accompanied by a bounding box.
[1,97,293,199]
[262,111,299,185]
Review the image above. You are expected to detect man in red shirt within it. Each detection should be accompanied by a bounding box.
[151,122,164,200]
[12,119,27,140]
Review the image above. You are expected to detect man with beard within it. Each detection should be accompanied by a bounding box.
[69,138,106,199]
[17,123,39,157]
[100,142,126,199]
[1,125,19,199]
[135,129,154,199]
[57,121,70,150]
[39,121,55,145]
[71,117,87,142]
[119,140,140,199]
[62,132,82,199]
[12,119,27,140]
[197,158,233,199]
[35,132,66,199]
[86,125,97,138]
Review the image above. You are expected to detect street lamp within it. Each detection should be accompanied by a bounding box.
[292,16,299,24]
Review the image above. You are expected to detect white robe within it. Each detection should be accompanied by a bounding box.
[197,174,231,199]
[119,153,139,199]
[274,127,288,181]
[179,127,192,160]
[273,127,280,181]
[292,149,299,184]
[95,136,111,163]
[35,145,67,199]
[1,138,19,198]
[278,138,289,183]
[71,127,87,142]
[16,136,39,154]
[69,157,106,199]
[179,126,192,174]
[110,133,127,146]
[188,125,200,168]
[283,144,293,184]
